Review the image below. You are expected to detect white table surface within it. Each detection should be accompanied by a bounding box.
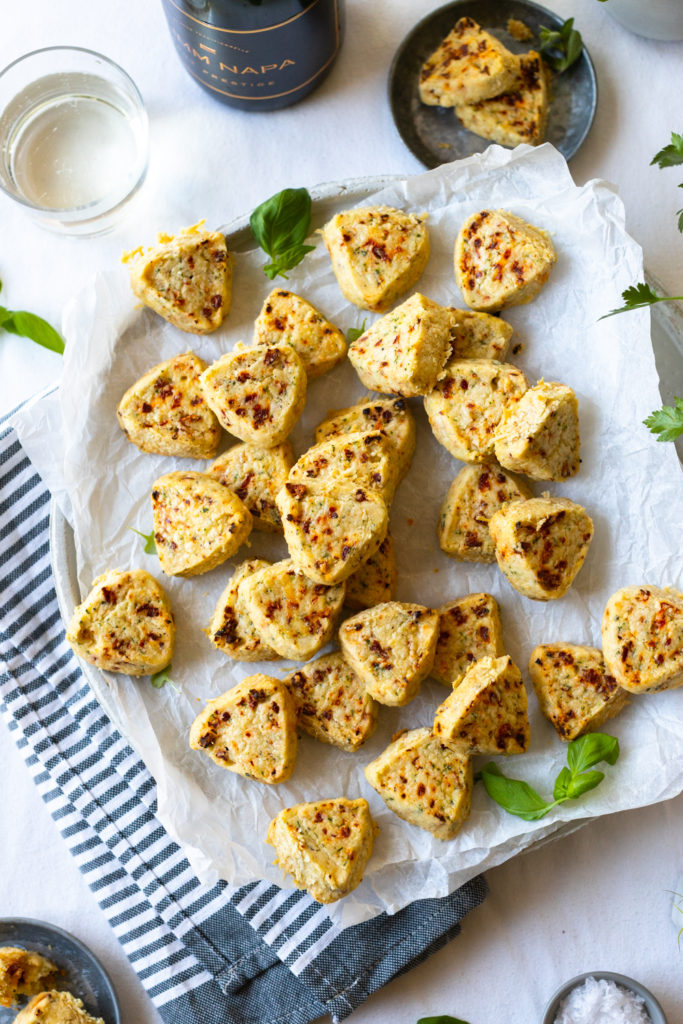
[1,2,682,1022]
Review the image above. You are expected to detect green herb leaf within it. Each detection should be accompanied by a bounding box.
[539,18,583,73]
[130,527,158,555]
[150,664,175,689]
[250,187,315,279]
[553,766,572,801]
[677,206,683,233]
[0,305,64,353]
[566,770,605,799]
[346,319,367,344]
[567,732,620,774]
[480,763,554,821]
[651,132,683,169]
[599,281,683,318]
[417,1017,472,1024]
[644,397,683,442]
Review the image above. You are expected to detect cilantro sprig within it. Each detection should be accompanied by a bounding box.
[0,280,64,354]
[650,132,683,231]
[150,664,178,690]
[644,397,683,443]
[539,18,583,73]
[130,527,157,555]
[600,282,683,318]
[250,187,315,280]
[479,733,620,821]
[346,320,367,344]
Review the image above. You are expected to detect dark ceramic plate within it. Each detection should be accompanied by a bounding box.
[0,919,121,1024]
[389,0,597,167]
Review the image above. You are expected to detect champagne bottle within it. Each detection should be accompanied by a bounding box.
[160,0,344,111]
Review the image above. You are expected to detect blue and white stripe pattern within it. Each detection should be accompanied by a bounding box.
[0,421,487,1024]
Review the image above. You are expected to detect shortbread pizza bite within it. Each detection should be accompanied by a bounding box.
[0,948,58,1008]
[151,470,252,576]
[432,592,505,686]
[454,51,549,148]
[124,224,233,334]
[438,462,532,562]
[208,441,293,532]
[424,358,528,462]
[601,585,683,693]
[240,559,346,661]
[365,728,472,840]
[493,381,580,481]
[66,569,174,675]
[13,992,104,1024]
[320,205,429,313]
[285,652,378,751]
[207,559,280,662]
[419,17,518,106]
[287,430,397,506]
[347,293,452,397]
[433,655,530,755]
[529,643,628,741]
[345,531,397,610]
[455,209,557,312]
[447,308,514,361]
[339,601,439,706]
[278,481,388,586]
[315,396,416,481]
[488,495,594,601]
[117,351,221,458]
[199,344,306,447]
[253,288,346,378]
[267,797,377,903]
[189,675,297,784]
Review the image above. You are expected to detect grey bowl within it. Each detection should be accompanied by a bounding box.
[0,918,121,1024]
[543,971,667,1024]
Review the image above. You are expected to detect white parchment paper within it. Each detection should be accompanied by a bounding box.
[14,144,683,927]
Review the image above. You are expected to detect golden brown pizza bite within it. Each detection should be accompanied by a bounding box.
[454,209,557,312]
[488,495,594,601]
[199,344,306,448]
[433,655,530,755]
[320,205,429,313]
[267,797,377,903]
[424,358,529,463]
[454,51,549,148]
[364,728,472,840]
[529,643,628,741]
[117,351,221,458]
[432,593,505,686]
[253,288,346,378]
[315,396,416,482]
[151,470,252,577]
[66,569,174,675]
[13,991,104,1024]
[419,17,518,106]
[447,308,514,361]
[437,462,532,562]
[345,531,397,610]
[601,585,683,693]
[240,559,346,661]
[493,380,580,481]
[0,948,58,1008]
[189,675,297,783]
[124,224,232,334]
[347,293,453,397]
[207,559,280,662]
[285,652,378,751]
[339,601,439,706]
[208,442,293,532]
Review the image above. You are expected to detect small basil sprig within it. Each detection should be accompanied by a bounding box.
[600,282,683,318]
[130,527,157,555]
[480,733,620,821]
[644,397,683,443]
[346,320,367,344]
[150,664,177,690]
[539,17,583,73]
[650,131,683,231]
[0,280,64,354]
[250,187,315,280]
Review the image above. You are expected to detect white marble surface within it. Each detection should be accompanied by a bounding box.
[1,2,682,1022]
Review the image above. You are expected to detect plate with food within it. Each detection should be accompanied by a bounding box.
[33,143,682,925]
[0,919,120,1024]
[389,0,597,167]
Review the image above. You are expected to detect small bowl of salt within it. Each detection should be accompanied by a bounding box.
[542,972,667,1024]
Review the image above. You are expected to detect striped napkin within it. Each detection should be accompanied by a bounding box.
[0,414,487,1024]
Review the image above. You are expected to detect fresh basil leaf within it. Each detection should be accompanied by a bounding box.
[651,132,683,169]
[250,187,313,258]
[480,763,553,821]
[263,242,315,280]
[150,664,174,689]
[567,733,620,775]
[346,320,367,344]
[417,1017,471,1024]
[130,527,158,555]
[566,770,605,800]
[539,17,583,73]
[0,308,64,353]
[644,397,683,442]
[553,766,572,801]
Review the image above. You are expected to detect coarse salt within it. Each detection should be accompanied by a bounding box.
[554,976,653,1024]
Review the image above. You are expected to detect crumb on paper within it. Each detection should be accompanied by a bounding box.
[507,18,533,41]
[512,342,524,355]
